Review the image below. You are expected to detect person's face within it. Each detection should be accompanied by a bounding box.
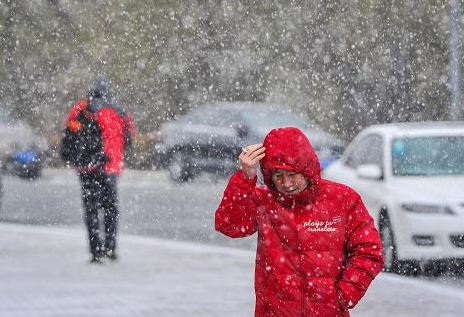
[271,169,308,195]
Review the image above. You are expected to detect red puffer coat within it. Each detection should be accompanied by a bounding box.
[215,127,383,317]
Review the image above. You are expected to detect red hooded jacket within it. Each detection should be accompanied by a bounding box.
[65,98,135,175]
[215,127,383,317]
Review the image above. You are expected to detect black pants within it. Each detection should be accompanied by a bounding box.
[79,172,119,257]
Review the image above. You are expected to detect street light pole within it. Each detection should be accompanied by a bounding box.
[450,0,462,120]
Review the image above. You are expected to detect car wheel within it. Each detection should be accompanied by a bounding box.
[19,169,41,180]
[379,212,399,273]
[168,152,192,182]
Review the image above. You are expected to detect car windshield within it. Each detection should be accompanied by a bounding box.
[392,136,464,176]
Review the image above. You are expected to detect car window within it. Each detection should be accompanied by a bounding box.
[182,109,210,124]
[392,136,464,176]
[185,108,241,127]
[212,110,242,127]
[345,134,383,168]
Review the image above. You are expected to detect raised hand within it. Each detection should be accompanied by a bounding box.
[239,143,266,178]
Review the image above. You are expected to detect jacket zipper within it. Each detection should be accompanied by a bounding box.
[294,201,306,313]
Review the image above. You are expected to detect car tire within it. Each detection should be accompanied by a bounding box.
[19,169,41,180]
[379,212,399,273]
[168,152,193,182]
[380,212,421,276]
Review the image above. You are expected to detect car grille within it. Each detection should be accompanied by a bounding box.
[450,234,464,248]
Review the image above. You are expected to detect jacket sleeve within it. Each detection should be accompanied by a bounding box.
[96,109,124,174]
[215,170,259,238]
[65,99,88,126]
[336,191,384,310]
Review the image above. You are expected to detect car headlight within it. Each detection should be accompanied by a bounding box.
[401,203,455,215]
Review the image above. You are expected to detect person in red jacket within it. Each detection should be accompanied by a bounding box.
[65,79,135,263]
[215,127,383,317]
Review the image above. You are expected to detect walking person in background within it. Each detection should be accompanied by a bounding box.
[215,127,383,316]
[62,79,134,263]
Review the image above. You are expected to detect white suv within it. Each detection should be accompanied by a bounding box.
[323,122,464,274]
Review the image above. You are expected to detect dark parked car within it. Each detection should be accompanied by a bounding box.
[155,102,344,182]
[0,109,48,179]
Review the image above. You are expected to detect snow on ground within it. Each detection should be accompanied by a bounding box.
[1,223,464,317]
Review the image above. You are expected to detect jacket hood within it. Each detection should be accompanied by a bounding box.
[87,79,114,112]
[260,127,321,201]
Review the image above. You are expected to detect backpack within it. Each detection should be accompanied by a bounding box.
[60,109,108,168]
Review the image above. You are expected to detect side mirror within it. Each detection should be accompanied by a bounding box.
[356,164,383,180]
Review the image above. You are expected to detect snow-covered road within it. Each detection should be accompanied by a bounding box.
[0,167,255,249]
[1,223,464,317]
[0,167,463,302]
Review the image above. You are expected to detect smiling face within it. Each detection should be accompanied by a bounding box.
[271,168,309,195]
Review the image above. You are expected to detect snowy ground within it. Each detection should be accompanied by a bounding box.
[0,167,255,249]
[1,223,464,317]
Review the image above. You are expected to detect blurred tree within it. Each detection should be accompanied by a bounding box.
[0,0,458,145]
